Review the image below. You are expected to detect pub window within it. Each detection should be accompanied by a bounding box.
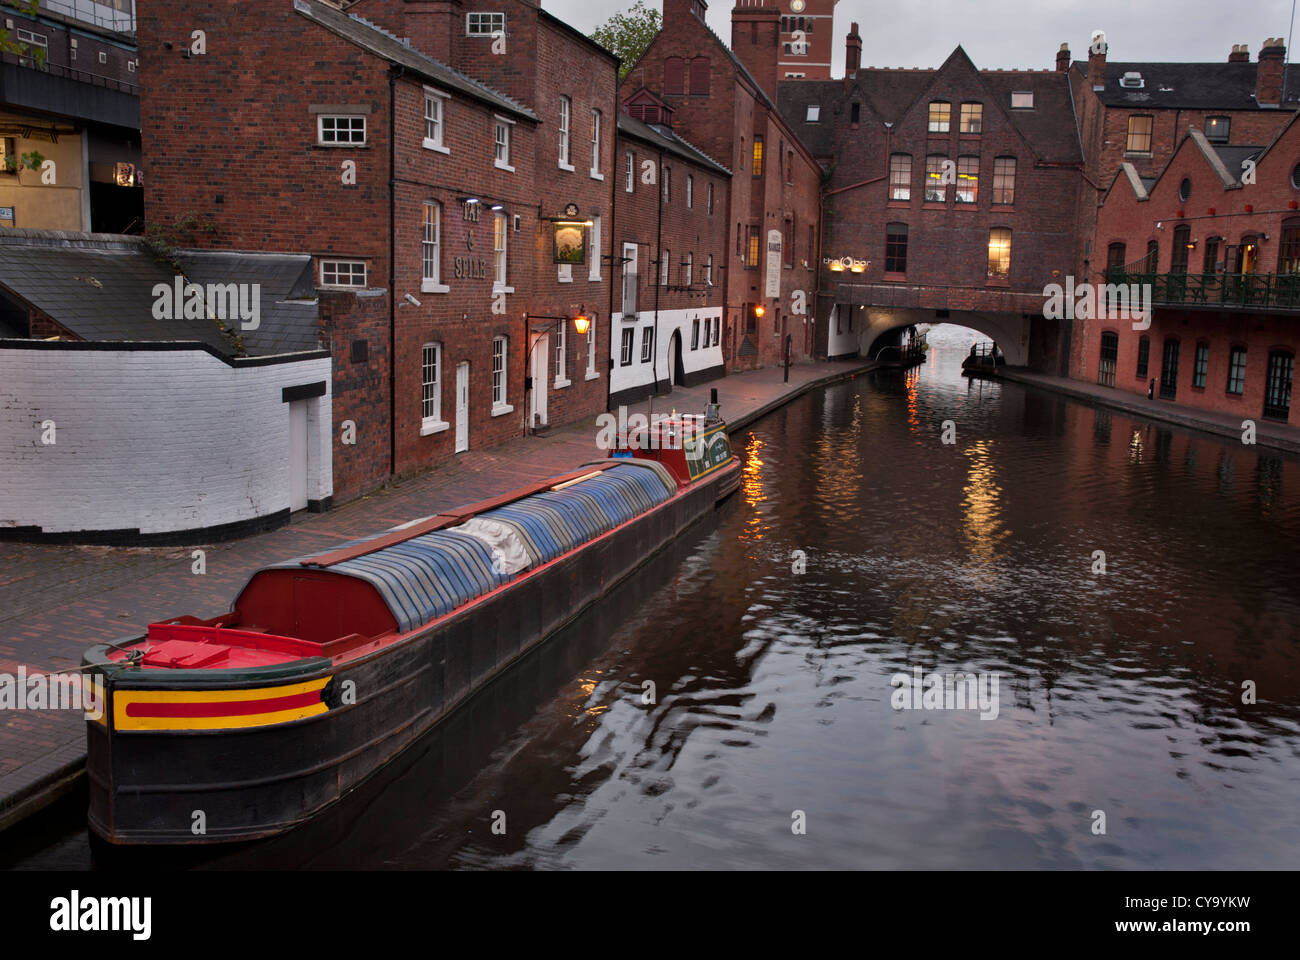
[422,202,442,287]
[590,109,601,175]
[494,117,513,170]
[1205,116,1230,143]
[1137,336,1151,378]
[640,326,654,363]
[1193,342,1209,388]
[885,222,908,274]
[928,101,951,133]
[692,318,700,350]
[1098,331,1119,387]
[424,90,448,151]
[889,153,911,201]
[1227,346,1247,394]
[620,328,634,365]
[493,212,508,288]
[956,155,979,204]
[992,156,1015,204]
[1126,115,1153,154]
[959,102,983,134]
[987,228,1012,278]
[558,96,571,166]
[421,343,443,425]
[492,337,508,407]
[554,321,567,385]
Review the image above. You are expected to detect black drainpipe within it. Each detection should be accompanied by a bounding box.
[651,146,664,403]
[388,65,405,478]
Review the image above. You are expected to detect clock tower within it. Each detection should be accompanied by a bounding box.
[777,0,839,80]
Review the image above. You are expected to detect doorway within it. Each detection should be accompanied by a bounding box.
[455,361,469,453]
[1160,338,1180,400]
[288,399,308,512]
[669,331,684,387]
[1264,350,1294,421]
[529,332,548,429]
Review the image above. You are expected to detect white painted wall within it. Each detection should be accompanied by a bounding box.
[0,347,332,535]
[609,305,724,400]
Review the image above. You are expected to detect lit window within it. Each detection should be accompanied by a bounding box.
[987,228,1012,278]
[959,102,982,134]
[928,101,950,133]
[1126,115,1153,153]
[493,212,508,287]
[318,115,366,146]
[890,154,911,201]
[747,227,760,267]
[1205,116,1230,143]
[753,137,764,177]
[956,156,978,204]
[925,155,948,202]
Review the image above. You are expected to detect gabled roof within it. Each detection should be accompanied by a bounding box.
[777,50,1082,164]
[617,112,732,176]
[0,230,324,358]
[1074,60,1300,111]
[295,0,537,122]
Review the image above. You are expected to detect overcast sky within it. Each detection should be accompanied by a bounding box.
[543,0,1299,74]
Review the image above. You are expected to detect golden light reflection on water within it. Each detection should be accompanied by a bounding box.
[962,439,1009,569]
[811,394,864,510]
[905,367,921,439]
[740,433,767,542]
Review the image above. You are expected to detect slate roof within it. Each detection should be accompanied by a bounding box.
[296,0,538,122]
[617,113,732,176]
[1073,60,1300,110]
[778,64,1082,164]
[0,230,323,358]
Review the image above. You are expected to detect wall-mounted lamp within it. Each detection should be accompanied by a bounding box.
[755,305,766,318]
[573,314,591,335]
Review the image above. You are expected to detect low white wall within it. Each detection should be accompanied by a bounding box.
[609,305,725,400]
[0,346,332,536]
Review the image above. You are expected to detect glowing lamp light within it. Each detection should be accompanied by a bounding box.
[573,314,591,335]
[849,262,865,273]
[755,305,766,318]
[829,260,845,272]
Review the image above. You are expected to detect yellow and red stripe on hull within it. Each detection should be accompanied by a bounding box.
[112,677,331,732]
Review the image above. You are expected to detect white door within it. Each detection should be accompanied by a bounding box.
[455,361,469,453]
[288,400,309,512]
[530,333,548,428]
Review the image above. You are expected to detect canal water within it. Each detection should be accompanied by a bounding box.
[8,324,1300,870]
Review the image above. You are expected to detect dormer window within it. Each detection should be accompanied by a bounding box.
[1205,116,1230,143]
[1010,91,1034,109]
[806,105,820,122]
[1119,72,1145,89]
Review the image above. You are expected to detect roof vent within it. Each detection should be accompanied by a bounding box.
[1119,71,1145,89]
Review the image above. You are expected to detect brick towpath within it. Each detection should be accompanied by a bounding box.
[0,359,875,834]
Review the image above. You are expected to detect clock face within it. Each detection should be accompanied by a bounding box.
[791,0,805,11]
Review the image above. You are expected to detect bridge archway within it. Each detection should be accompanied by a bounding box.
[828,306,1034,366]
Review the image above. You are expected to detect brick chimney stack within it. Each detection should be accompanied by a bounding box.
[1229,43,1250,63]
[1257,37,1285,106]
[1087,31,1107,90]
[1056,42,1070,72]
[846,21,861,77]
[730,0,780,102]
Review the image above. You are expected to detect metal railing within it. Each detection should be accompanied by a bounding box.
[0,49,138,94]
[1106,268,1300,311]
[39,0,136,33]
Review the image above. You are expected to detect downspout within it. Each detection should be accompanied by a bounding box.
[388,65,405,478]
[651,146,664,401]
[606,79,620,414]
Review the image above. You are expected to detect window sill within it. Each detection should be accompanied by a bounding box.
[985,278,1011,287]
[491,403,514,418]
[883,272,907,282]
[922,201,946,210]
[585,371,600,381]
[421,280,451,293]
[420,419,450,436]
[495,160,515,172]
[422,139,450,155]
[558,273,573,283]
[590,171,605,181]
[554,377,572,389]
[588,274,602,282]
[887,199,911,208]
[954,202,978,209]
[316,142,369,149]
[559,161,576,172]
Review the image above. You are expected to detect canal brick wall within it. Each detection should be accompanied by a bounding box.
[0,358,876,838]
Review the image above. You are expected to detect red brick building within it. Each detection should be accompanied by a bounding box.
[775,0,839,81]
[1073,117,1300,424]
[139,0,621,503]
[609,105,730,405]
[778,28,1085,371]
[624,0,823,374]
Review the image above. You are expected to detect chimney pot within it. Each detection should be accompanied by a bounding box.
[1056,42,1070,72]
[1257,38,1285,105]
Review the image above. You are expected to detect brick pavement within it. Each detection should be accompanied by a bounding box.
[0,359,874,833]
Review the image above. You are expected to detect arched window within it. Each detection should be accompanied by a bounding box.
[1098,331,1119,386]
[1264,350,1294,420]
[1106,242,1127,280]
[1170,225,1191,274]
[1145,239,1159,273]
[1278,219,1300,273]
[1203,236,1222,274]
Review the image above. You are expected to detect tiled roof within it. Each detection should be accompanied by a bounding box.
[295,0,538,122]
[1073,60,1300,110]
[617,113,732,176]
[0,230,323,358]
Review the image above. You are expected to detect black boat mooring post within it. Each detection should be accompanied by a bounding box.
[783,334,791,383]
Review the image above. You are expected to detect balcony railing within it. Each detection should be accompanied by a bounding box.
[0,50,139,94]
[1106,268,1300,311]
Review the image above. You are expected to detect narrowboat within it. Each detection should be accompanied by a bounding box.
[83,406,740,844]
